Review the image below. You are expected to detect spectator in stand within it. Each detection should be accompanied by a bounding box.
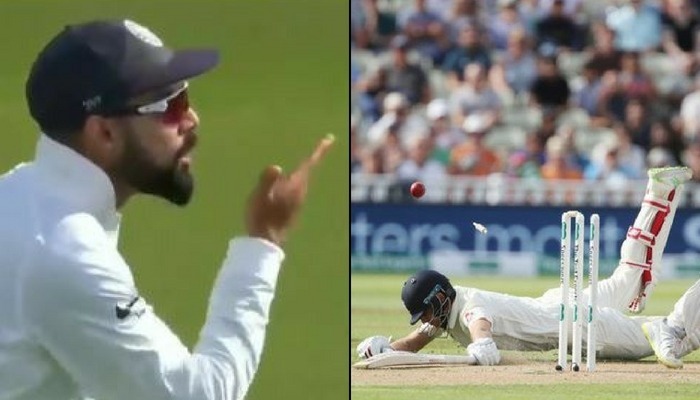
[489,28,538,100]
[352,0,399,50]
[355,66,388,123]
[442,23,492,85]
[398,0,448,62]
[538,0,584,19]
[556,124,589,171]
[384,35,431,106]
[597,70,628,123]
[519,0,546,37]
[540,135,583,180]
[351,62,363,124]
[584,142,642,183]
[597,65,655,126]
[571,60,604,122]
[449,63,502,129]
[661,0,700,75]
[623,98,654,150]
[481,0,504,18]
[447,0,486,41]
[682,137,700,181]
[534,109,559,147]
[365,92,429,151]
[535,0,578,52]
[679,73,700,141]
[489,0,526,51]
[359,144,383,174]
[426,0,455,21]
[610,123,648,175]
[449,114,501,176]
[425,98,465,164]
[587,22,623,76]
[650,120,685,164]
[647,146,679,168]
[529,55,571,115]
[351,60,362,88]
[526,132,548,166]
[396,136,448,183]
[505,133,544,180]
[606,0,662,52]
[363,123,407,175]
[618,51,657,104]
[365,91,405,146]
[352,0,366,47]
[351,117,364,174]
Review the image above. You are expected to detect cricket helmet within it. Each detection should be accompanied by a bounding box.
[401,269,456,328]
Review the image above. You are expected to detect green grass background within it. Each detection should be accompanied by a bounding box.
[0,1,348,399]
[352,274,700,399]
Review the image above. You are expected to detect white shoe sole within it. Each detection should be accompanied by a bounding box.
[649,167,692,187]
[642,324,683,369]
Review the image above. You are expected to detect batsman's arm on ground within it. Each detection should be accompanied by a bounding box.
[389,327,435,353]
[23,215,284,400]
[465,313,501,365]
[468,317,493,341]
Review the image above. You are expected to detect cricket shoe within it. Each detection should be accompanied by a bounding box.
[648,166,692,189]
[642,319,684,369]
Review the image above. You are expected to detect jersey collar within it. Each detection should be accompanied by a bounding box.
[447,286,465,330]
[34,134,120,228]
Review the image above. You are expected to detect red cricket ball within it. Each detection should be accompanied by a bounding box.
[410,181,425,198]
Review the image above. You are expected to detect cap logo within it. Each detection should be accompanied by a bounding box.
[124,20,163,47]
[82,95,102,112]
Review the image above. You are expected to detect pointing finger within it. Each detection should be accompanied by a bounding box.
[290,133,335,181]
[307,133,335,168]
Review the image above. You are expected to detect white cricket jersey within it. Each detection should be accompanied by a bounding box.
[0,135,285,400]
[445,284,657,359]
[446,286,560,351]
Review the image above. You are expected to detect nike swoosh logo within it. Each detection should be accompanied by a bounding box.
[115,296,140,320]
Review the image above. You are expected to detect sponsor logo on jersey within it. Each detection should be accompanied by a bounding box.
[115,296,146,320]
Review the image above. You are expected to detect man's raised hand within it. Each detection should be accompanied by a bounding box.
[246,134,335,246]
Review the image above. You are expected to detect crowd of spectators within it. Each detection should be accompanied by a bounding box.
[351,0,700,188]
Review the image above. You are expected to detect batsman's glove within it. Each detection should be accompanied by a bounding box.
[356,336,394,359]
[466,337,501,366]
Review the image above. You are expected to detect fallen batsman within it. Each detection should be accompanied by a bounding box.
[356,167,700,367]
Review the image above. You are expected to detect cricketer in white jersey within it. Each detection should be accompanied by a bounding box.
[643,276,700,369]
[0,19,334,400]
[358,166,693,365]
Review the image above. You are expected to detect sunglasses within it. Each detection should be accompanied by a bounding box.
[105,82,190,124]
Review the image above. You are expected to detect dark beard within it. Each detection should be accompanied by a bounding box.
[119,128,195,206]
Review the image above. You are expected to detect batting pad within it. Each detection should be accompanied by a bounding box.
[352,351,477,369]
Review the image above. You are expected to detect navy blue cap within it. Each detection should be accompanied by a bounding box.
[26,19,220,134]
[401,269,454,325]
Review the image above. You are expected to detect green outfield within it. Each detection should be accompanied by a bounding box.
[352,274,700,399]
[0,1,348,399]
